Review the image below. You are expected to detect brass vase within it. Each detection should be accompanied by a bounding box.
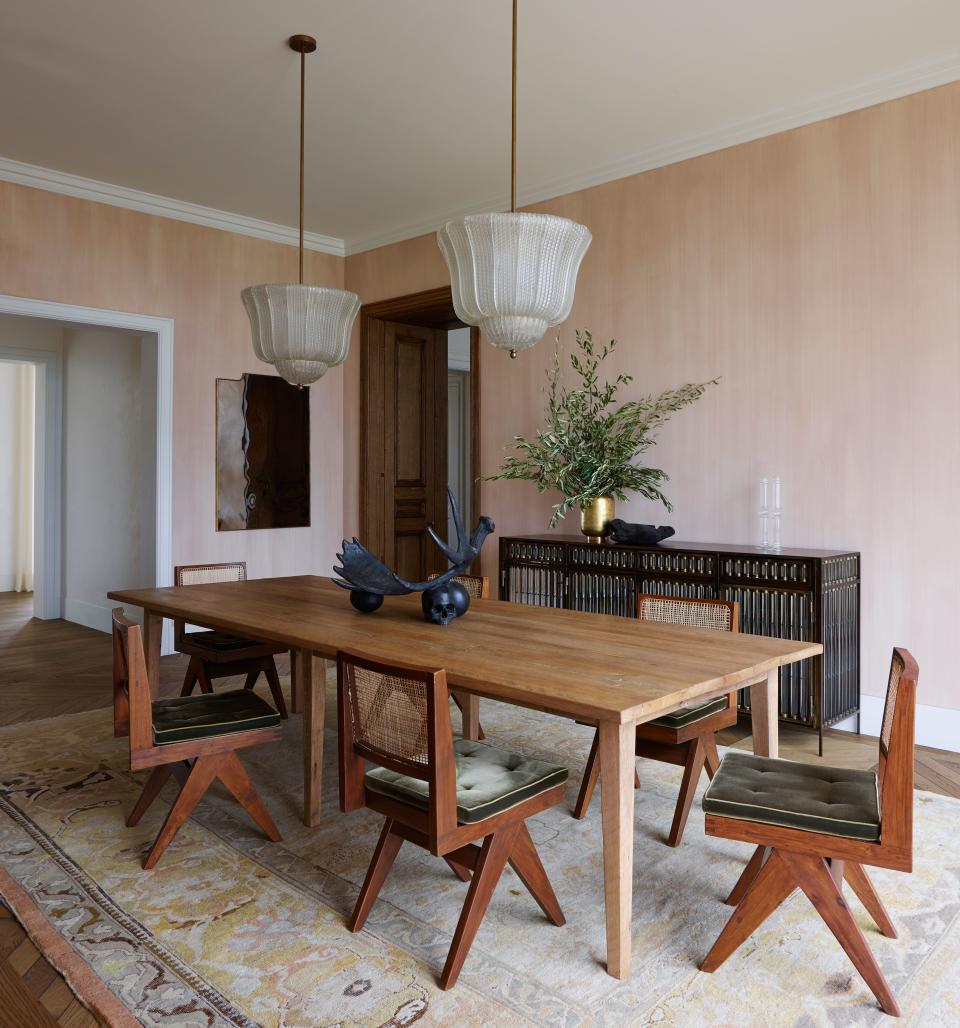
[580,495,615,541]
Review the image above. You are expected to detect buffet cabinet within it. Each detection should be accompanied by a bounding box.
[499,535,860,752]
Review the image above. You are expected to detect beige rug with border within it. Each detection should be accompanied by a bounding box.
[1,676,959,1027]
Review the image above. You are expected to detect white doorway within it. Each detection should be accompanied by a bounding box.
[0,296,173,651]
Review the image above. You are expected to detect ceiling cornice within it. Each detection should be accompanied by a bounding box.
[2,52,958,260]
[0,155,346,257]
[342,52,960,256]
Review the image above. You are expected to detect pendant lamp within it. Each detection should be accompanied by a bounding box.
[438,1,591,359]
[242,35,360,387]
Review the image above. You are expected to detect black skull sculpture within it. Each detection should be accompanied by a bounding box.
[422,582,463,626]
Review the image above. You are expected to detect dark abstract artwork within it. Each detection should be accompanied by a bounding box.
[216,373,310,531]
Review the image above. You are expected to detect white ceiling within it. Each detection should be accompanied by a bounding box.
[2,0,959,254]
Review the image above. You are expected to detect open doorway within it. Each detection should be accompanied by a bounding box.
[0,296,174,650]
[359,287,480,581]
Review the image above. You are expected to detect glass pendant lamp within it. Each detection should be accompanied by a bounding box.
[242,35,360,387]
[437,1,591,359]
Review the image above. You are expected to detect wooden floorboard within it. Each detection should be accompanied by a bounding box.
[0,589,957,1024]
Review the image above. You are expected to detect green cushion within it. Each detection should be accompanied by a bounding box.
[152,689,281,745]
[649,695,730,729]
[702,751,880,841]
[365,738,568,824]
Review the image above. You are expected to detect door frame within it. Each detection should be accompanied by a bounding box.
[0,294,174,652]
[359,286,480,565]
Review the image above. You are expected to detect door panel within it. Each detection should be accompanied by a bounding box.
[383,321,447,582]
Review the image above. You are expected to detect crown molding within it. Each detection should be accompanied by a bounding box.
[3,52,959,260]
[342,52,960,256]
[0,156,346,257]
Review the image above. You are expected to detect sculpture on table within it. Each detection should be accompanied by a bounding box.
[607,520,676,546]
[333,489,494,624]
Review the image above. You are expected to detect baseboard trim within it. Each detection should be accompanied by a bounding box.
[63,598,120,634]
[0,575,16,593]
[835,695,960,754]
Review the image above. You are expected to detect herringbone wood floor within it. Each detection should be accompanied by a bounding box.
[2,590,959,1022]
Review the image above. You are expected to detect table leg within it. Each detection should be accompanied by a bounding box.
[142,610,162,698]
[297,649,326,827]
[750,669,779,758]
[453,691,480,741]
[599,720,636,979]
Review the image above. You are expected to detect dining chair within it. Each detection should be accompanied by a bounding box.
[427,572,490,740]
[700,647,918,1017]
[337,649,567,989]
[574,595,739,846]
[174,562,290,719]
[112,608,283,869]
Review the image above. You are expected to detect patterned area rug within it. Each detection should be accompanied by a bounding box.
[1,678,959,1027]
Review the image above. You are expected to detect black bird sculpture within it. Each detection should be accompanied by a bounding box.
[333,489,495,595]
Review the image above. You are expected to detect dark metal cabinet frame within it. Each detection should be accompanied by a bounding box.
[498,535,860,755]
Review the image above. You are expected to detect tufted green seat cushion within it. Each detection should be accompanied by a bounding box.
[703,751,880,841]
[151,689,281,745]
[365,738,568,824]
[649,695,730,729]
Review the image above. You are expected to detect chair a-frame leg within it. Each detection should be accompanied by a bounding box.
[216,751,282,842]
[263,659,289,720]
[666,738,707,847]
[127,764,175,827]
[725,844,769,905]
[704,848,900,1017]
[440,824,521,990]
[845,862,897,938]
[573,731,639,819]
[507,823,565,926]
[142,756,221,869]
[349,820,404,932]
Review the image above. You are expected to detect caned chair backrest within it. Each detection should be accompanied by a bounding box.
[337,650,457,848]
[427,572,490,599]
[111,608,153,757]
[637,594,738,634]
[174,561,247,587]
[172,562,247,645]
[875,647,918,863]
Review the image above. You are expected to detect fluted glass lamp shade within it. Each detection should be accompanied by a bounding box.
[241,283,361,387]
[438,212,591,354]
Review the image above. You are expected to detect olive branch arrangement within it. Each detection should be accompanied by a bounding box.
[486,329,717,527]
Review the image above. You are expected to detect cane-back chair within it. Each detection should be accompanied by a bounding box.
[574,595,739,846]
[700,647,918,1017]
[112,609,282,869]
[338,649,567,989]
[427,572,490,739]
[173,562,290,718]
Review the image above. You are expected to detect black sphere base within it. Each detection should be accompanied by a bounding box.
[350,589,384,613]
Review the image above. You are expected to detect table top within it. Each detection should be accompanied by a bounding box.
[109,576,822,725]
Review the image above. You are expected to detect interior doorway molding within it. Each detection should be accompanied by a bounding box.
[0,294,174,651]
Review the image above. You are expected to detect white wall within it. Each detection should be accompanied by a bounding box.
[0,363,18,590]
[61,326,155,632]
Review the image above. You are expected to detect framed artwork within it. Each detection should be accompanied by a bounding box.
[216,373,310,531]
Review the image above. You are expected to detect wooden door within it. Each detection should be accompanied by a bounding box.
[381,320,447,581]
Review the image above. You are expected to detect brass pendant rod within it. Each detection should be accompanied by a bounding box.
[298,47,305,284]
[511,0,518,214]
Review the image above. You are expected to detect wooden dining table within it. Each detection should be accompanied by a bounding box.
[109,574,821,980]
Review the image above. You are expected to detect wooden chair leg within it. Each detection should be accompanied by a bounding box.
[126,764,174,827]
[263,658,289,719]
[573,730,601,819]
[507,823,565,926]
[703,734,721,779]
[780,850,900,1017]
[195,661,215,695]
[179,658,201,697]
[725,845,769,905]
[142,756,221,869]
[845,862,897,938]
[242,670,261,690]
[215,751,282,843]
[445,856,472,882]
[667,739,707,847]
[349,820,404,932]
[701,849,795,972]
[440,823,520,990]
